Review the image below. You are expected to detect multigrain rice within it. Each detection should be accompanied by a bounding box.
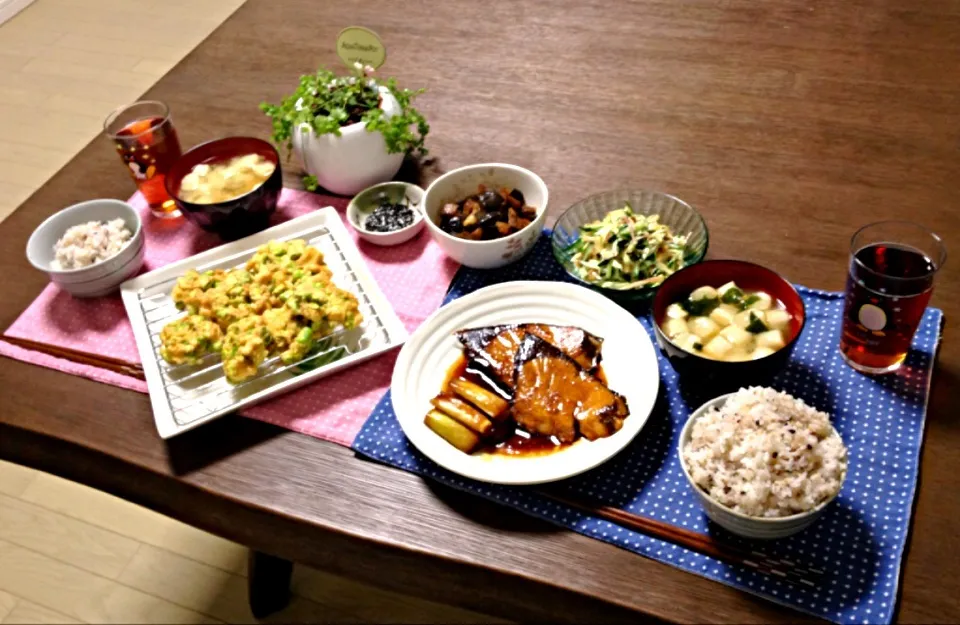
[52,219,132,270]
[682,387,847,518]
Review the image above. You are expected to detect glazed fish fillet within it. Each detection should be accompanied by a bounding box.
[512,334,628,443]
[455,323,603,389]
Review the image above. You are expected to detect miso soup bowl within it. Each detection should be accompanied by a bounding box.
[651,260,806,389]
[166,136,282,241]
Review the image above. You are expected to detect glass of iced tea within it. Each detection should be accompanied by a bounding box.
[104,101,183,218]
[839,221,946,374]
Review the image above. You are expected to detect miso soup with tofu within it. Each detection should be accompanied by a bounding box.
[661,281,793,362]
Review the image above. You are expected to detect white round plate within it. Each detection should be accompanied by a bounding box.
[391,280,660,485]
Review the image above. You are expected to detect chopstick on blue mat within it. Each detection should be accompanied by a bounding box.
[542,489,823,588]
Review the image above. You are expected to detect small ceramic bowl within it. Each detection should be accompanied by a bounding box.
[421,163,548,269]
[346,182,425,246]
[651,260,806,389]
[552,189,709,303]
[678,393,845,539]
[26,199,145,297]
[166,136,282,240]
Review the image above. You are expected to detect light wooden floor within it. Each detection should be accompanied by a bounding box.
[0,460,496,624]
[0,0,252,223]
[0,1,498,623]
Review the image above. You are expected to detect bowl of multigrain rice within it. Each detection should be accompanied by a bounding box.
[679,387,848,539]
[26,199,144,297]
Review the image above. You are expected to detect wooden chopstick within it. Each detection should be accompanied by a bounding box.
[1,335,146,380]
[540,491,823,587]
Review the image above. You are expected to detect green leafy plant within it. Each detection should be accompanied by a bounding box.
[260,63,429,191]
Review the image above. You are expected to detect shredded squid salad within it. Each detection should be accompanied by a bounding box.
[565,204,689,290]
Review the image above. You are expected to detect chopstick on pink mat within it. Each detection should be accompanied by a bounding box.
[1,335,145,380]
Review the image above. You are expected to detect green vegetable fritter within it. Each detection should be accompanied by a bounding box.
[160,239,362,383]
[159,315,222,365]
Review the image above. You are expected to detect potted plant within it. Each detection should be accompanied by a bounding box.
[260,63,429,196]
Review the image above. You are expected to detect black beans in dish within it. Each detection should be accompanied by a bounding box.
[438,185,537,240]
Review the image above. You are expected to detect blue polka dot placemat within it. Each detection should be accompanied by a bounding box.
[351,236,944,624]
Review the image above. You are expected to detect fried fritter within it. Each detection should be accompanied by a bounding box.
[221,316,271,383]
[287,277,362,334]
[159,315,222,365]
[171,269,225,313]
[159,239,360,383]
[262,306,314,365]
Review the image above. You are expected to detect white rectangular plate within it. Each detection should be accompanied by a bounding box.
[120,208,408,439]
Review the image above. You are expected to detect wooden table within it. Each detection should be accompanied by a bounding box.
[1,0,958,622]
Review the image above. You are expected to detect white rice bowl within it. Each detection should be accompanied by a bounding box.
[681,387,847,518]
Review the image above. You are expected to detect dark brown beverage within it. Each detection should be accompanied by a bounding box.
[114,116,182,215]
[840,243,936,373]
[104,101,183,218]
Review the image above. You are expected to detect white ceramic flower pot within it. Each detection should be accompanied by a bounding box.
[292,86,404,196]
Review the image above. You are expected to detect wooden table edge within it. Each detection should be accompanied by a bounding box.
[0,411,680,624]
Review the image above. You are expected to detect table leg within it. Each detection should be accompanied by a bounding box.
[248,550,293,618]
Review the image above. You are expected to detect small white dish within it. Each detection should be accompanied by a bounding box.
[346,181,425,246]
[391,280,660,485]
[678,393,845,539]
[421,163,548,269]
[26,199,145,297]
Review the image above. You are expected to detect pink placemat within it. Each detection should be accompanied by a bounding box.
[0,188,458,446]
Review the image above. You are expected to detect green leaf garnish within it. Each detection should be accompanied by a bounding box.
[681,296,720,317]
[745,311,769,333]
[302,174,319,192]
[721,287,744,306]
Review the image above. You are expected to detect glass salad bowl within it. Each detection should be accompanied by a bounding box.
[551,189,709,303]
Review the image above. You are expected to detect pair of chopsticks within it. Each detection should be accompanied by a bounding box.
[541,491,823,587]
[2,335,145,380]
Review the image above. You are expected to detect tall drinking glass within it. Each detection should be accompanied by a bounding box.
[839,221,945,374]
[104,101,183,218]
